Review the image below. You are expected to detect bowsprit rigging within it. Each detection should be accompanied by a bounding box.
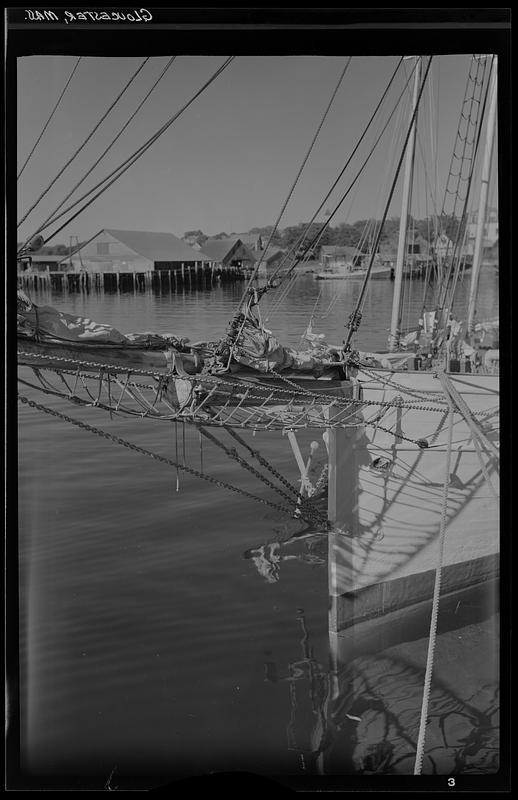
[16,53,500,776]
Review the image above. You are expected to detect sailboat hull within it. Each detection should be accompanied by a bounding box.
[328,369,499,632]
[315,266,392,280]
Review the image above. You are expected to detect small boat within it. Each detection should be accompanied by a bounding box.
[315,263,392,280]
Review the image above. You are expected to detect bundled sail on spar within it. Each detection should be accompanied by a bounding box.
[16,52,500,775]
[17,50,499,510]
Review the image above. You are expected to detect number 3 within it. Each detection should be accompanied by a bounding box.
[448,778,456,787]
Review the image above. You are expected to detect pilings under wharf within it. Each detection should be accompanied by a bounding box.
[17,264,246,293]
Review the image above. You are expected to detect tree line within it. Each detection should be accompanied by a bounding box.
[184,214,464,254]
[31,214,464,257]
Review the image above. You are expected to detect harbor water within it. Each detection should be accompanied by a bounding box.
[16,270,500,785]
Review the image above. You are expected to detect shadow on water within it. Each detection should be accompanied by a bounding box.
[261,582,499,776]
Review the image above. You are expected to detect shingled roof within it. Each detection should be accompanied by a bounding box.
[103,229,211,262]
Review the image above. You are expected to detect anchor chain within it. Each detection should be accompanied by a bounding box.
[19,350,456,413]
[17,394,315,521]
[224,426,326,507]
[198,425,328,528]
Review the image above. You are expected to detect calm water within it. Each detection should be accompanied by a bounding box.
[16,271,500,785]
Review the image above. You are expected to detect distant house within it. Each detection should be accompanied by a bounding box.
[462,207,499,262]
[260,247,286,267]
[233,232,265,253]
[68,229,212,272]
[406,231,430,258]
[201,238,257,269]
[379,231,431,265]
[432,232,455,262]
[466,206,498,245]
[18,253,72,272]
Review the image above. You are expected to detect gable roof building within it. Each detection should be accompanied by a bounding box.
[69,229,212,272]
[201,237,257,268]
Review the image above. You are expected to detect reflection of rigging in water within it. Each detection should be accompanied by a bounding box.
[267,610,499,775]
[264,610,332,774]
[243,439,329,583]
[243,529,327,585]
[16,53,501,777]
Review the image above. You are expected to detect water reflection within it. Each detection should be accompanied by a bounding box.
[264,610,332,774]
[331,651,499,775]
[243,530,327,584]
[267,604,499,775]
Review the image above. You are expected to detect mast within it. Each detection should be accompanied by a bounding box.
[388,56,422,352]
[467,56,498,334]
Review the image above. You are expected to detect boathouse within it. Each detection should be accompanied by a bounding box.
[200,237,257,270]
[68,229,213,272]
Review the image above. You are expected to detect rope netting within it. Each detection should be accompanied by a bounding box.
[17,350,466,438]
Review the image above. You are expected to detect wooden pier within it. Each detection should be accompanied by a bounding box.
[17,264,246,293]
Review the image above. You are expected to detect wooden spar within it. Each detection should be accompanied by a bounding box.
[389,56,421,351]
[467,57,498,334]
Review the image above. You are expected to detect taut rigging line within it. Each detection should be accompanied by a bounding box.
[259,56,414,298]
[18,58,150,229]
[26,57,177,245]
[18,56,236,253]
[343,56,434,352]
[237,57,353,310]
[17,56,82,180]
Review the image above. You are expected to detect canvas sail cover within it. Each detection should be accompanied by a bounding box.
[227,315,343,375]
[17,296,186,347]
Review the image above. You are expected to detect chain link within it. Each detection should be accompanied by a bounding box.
[198,426,327,528]
[17,394,312,520]
[18,349,453,413]
[225,426,320,504]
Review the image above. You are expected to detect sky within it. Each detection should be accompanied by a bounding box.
[16,54,498,247]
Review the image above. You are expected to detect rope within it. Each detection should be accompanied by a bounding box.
[198,425,327,527]
[344,56,434,352]
[17,57,82,180]
[28,57,177,242]
[18,58,150,229]
[223,426,317,502]
[17,351,460,415]
[441,58,494,316]
[38,57,235,247]
[17,394,304,519]
[437,371,499,459]
[413,397,456,774]
[238,57,352,308]
[266,57,411,290]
